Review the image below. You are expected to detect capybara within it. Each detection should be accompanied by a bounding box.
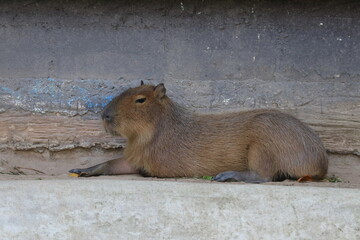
[69,81,328,182]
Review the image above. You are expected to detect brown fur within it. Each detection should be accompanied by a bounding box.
[94,83,328,181]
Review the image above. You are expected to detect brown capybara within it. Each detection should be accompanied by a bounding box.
[69,81,328,183]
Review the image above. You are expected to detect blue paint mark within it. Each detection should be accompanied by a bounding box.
[0,87,15,94]
[85,101,95,109]
[67,99,75,106]
[1,78,122,114]
[104,95,115,101]
[30,78,64,98]
[71,85,89,96]
[101,95,115,107]
[85,95,115,111]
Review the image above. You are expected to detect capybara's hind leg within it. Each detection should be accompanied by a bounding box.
[247,143,279,180]
[213,143,277,183]
[69,158,137,177]
[213,171,270,183]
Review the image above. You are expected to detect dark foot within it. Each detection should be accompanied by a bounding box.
[69,165,104,177]
[213,171,270,183]
[69,158,138,177]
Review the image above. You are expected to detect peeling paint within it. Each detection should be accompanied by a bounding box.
[221,96,231,105]
[0,78,121,116]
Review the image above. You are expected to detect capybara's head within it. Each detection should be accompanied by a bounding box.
[102,81,168,140]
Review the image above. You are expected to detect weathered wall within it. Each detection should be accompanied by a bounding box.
[1,0,360,166]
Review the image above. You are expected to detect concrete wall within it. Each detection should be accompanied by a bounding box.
[1,0,360,165]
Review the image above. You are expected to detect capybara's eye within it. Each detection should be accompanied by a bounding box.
[135,98,146,104]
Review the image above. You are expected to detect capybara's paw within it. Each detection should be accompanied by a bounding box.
[213,171,269,183]
[213,171,241,182]
[68,168,91,177]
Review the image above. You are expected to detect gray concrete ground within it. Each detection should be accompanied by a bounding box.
[0,179,359,239]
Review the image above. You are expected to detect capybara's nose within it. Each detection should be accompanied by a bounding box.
[102,111,112,122]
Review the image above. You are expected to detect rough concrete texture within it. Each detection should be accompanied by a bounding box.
[0,179,359,239]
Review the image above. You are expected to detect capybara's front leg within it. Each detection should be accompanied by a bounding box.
[213,171,270,183]
[69,158,138,177]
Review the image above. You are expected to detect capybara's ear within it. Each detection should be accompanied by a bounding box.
[154,83,166,99]
[140,80,144,86]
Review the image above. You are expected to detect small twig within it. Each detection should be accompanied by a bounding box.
[10,169,24,175]
[14,166,46,174]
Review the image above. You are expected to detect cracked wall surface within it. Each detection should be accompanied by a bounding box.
[0,0,360,160]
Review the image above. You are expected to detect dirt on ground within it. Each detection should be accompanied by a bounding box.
[0,151,359,188]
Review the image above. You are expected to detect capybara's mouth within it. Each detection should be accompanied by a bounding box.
[102,121,120,136]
